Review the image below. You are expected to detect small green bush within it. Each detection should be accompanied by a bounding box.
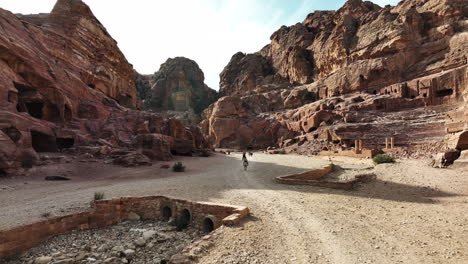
[173,162,185,172]
[278,149,286,154]
[373,154,395,164]
[94,192,105,201]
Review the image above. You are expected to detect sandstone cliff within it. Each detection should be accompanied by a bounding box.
[220,0,467,97]
[204,0,468,158]
[0,0,205,175]
[137,57,218,125]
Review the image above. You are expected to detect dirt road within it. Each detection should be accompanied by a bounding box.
[1,153,467,263]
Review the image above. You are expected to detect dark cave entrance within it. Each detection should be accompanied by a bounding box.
[64,105,72,121]
[31,131,57,152]
[435,89,453,97]
[26,102,44,119]
[56,138,75,150]
[457,132,468,151]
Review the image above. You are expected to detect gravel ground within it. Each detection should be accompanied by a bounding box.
[4,219,200,264]
[1,153,467,264]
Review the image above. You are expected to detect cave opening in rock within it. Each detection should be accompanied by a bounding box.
[0,168,6,177]
[457,132,468,151]
[26,102,44,119]
[202,217,214,233]
[161,206,172,221]
[31,131,57,152]
[435,89,453,97]
[64,105,72,121]
[56,138,75,150]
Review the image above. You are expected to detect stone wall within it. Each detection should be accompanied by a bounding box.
[0,196,249,259]
[275,163,364,190]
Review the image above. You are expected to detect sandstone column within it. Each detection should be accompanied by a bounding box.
[391,137,394,149]
[385,138,389,149]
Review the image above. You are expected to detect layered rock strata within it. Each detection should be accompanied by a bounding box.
[203,0,468,157]
[0,0,205,175]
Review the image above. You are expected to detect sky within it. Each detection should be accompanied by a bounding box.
[0,0,399,90]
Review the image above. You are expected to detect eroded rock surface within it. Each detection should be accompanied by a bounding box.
[0,0,206,175]
[203,0,468,158]
[137,57,218,125]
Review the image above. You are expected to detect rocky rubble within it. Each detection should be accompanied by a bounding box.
[4,219,201,264]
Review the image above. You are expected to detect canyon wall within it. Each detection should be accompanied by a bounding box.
[203,0,468,156]
[0,0,205,175]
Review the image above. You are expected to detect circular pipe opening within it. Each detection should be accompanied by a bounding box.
[202,217,214,233]
[176,209,191,231]
[161,206,172,221]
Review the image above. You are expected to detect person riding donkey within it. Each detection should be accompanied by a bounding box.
[242,152,249,171]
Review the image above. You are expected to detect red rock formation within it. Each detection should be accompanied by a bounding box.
[200,96,294,148]
[221,0,467,97]
[0,0,205,175]
[136,57,218,125]
[204,0,468,157]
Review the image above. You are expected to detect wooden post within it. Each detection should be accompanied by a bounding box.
[391,137,394,149]
[385,138,389,149]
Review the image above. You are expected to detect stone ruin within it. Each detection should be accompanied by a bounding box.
[0,196,249,263]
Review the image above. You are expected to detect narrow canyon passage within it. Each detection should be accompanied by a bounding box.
[0,154,467,263]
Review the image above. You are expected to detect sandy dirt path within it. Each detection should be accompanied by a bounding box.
[0,153,467,264]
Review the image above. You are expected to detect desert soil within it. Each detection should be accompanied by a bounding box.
[0,153,467,264]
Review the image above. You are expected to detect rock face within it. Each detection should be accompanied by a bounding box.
[220,0,468,97]
[204,0,468,156]
[0,0,206,175]
[137,57,218,124]
[200,96,293,148]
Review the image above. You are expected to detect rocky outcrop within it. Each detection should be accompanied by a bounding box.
[134,71,152,103]
[138,57,218,124]
[200,96,294,148]
[204,0,468,156]
[0,0,206,175]
[220,0,467,97]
